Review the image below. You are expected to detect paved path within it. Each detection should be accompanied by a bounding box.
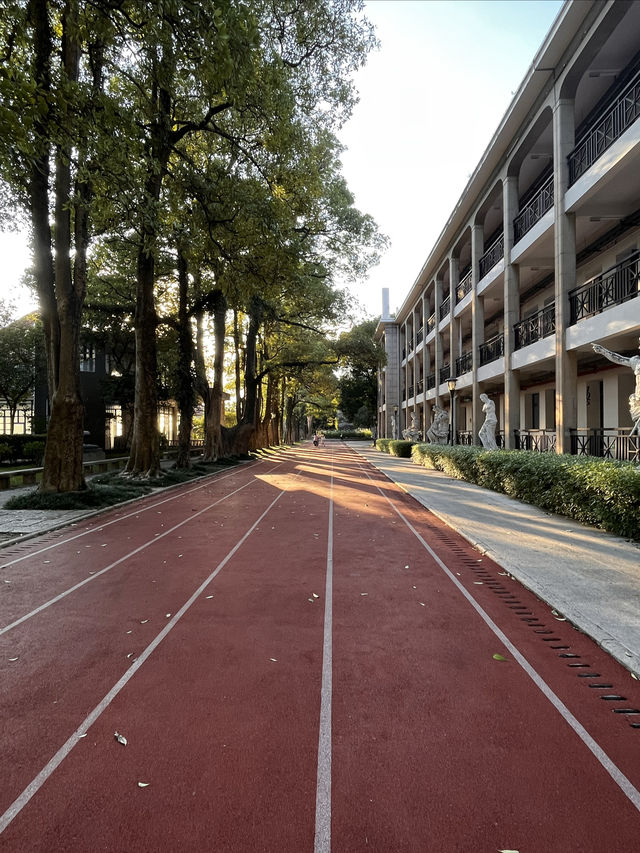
[1,443,640,851]
[351,442,640,678]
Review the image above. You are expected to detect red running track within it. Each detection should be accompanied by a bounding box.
[1,443,639,851]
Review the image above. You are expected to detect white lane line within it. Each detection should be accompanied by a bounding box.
[0,476,259,636]
[0,486,287,835]
[361,462,640,815]
[0,461,261,570]
[314,453,334,853]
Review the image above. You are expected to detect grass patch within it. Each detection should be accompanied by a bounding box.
[5,458,242,511]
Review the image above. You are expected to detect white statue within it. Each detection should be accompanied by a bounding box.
[402,411,421,442]
[426,405,449,444]
[391,411,398,440]
[592,340,640,436]
[478,393,498,450]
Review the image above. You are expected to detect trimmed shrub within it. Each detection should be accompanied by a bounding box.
[388,439,414,458]
[0,433,48,462]
[410,444,640,540]
[0,442,11,462]
[376,438,391,453]
[23,441,46,464]
[323,429,371,440]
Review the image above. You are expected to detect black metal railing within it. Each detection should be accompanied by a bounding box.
[427,312,436,334]
[402,387,406,401]
[514,429,557,453]
[456,270,473,303]
[416,378,424,395]
[514,303,556,349]
[479,232,504,280]
[416,326,423,346]
[455,350,473,375]
[439,295,450,321]
[438,363,450,385]
[569,251,640,324]
[570,428,639,462]
[514,174,554,242]
[426,372,436,390]
[407,336,414,354]
[457,430,505,448]
[478,332,504,365]
[569,66,640,185]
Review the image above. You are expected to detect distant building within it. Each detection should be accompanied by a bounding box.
[377,0,640,462]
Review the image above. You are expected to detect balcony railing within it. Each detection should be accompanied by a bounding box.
[402,387,406,401]
[407,336,414,354]
[514,303,556,349]
[439,295,451,322]
[426,372,436,390]
[479,232,504,280]
[570,429,639,463]
[458,430,505,448]
[456,270,473,303]
[455,350,473,375]
[427,312,436,334]
[415,378,424,395]
[438,362,450,385]
[569,251,640,324]
[416,326,423,346]
[479,332,504,366]
[514,429,557,453]
[514,174,554,242]
[569,66,640,185]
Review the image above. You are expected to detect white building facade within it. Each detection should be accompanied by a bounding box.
[377,0,640,462]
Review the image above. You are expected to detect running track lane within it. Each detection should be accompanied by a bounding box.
[1,443,640,850]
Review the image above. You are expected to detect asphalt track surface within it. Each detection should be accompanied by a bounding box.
[1,442,640,852]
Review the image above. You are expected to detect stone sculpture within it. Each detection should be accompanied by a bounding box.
[426,405,450,444]
[592,340,640,436]
[478,393,498,450]
[402,412,421,442]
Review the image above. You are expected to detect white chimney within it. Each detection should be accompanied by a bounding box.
[382,287,390,320]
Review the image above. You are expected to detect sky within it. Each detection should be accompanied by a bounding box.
[0,0,564,320]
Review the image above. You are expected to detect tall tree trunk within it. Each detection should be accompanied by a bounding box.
[233,309,243,422]
[194,291,226,462]
[40,0,87,493]
[174,248,194,469]
[221,296,262,457]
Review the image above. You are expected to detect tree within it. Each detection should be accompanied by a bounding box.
[336,318,385,425]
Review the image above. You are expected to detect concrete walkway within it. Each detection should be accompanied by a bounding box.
[349,442,640,679]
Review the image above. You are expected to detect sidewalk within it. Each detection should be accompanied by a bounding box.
[349,442,640,679]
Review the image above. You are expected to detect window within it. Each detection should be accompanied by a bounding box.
[79,344,95,373]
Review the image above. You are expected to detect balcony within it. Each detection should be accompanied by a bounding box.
[455,350,473,375]
[513,174,553,243]
[426,372,436,390]
[439,295,450,322]
[568,66,640,185]
[479,232,504,280]
[456,269,472,303]
[514,304,556,349]
[427,312,436,334]
[416,378,424,395]
[569,251,640,324]
[479,332,504,366]
[416,326,423,346]
[438,362,450,385]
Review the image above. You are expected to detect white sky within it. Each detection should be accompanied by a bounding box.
[0,0,564,321]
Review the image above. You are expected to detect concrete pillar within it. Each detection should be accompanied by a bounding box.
[553,96,578,454]
[383,323,400,437]
[449,255,460,377]
[434,278,443,403]
[503,175,521,449]
[471,223,484,443]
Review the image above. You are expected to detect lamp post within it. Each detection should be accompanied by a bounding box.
[447,377,456,446]
[392,404,398,440]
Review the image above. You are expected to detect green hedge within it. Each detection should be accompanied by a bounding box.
[0,434,48,463]
[376,438,391,453]
[388,439,414,458]
[411,443,640,541]
[323,429,371,440]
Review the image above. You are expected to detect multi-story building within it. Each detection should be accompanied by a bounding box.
[376,0,640,462]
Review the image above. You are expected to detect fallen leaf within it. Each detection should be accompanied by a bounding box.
[206,595,214,599]
[360,592,368,596]
[9,657,19,662]
[493,654,508,662]
[165,614,171,618]
[269,658,277,662]
[632,672,638,680]
[127,653,134,659]
[419,602,425,607]
[114,731,127,746]
[474,582,483,585]
[308,598,315,602]
[78,733,87,738]
[312,593,319,599]
[137,782,150,788]
[126,630,132,634]
[498,849,519,852]
[140,620,148,624]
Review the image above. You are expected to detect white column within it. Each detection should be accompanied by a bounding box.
[503,175,521,449]
[471,223,484,443]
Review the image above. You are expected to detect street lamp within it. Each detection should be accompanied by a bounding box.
[447,377,456,445]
